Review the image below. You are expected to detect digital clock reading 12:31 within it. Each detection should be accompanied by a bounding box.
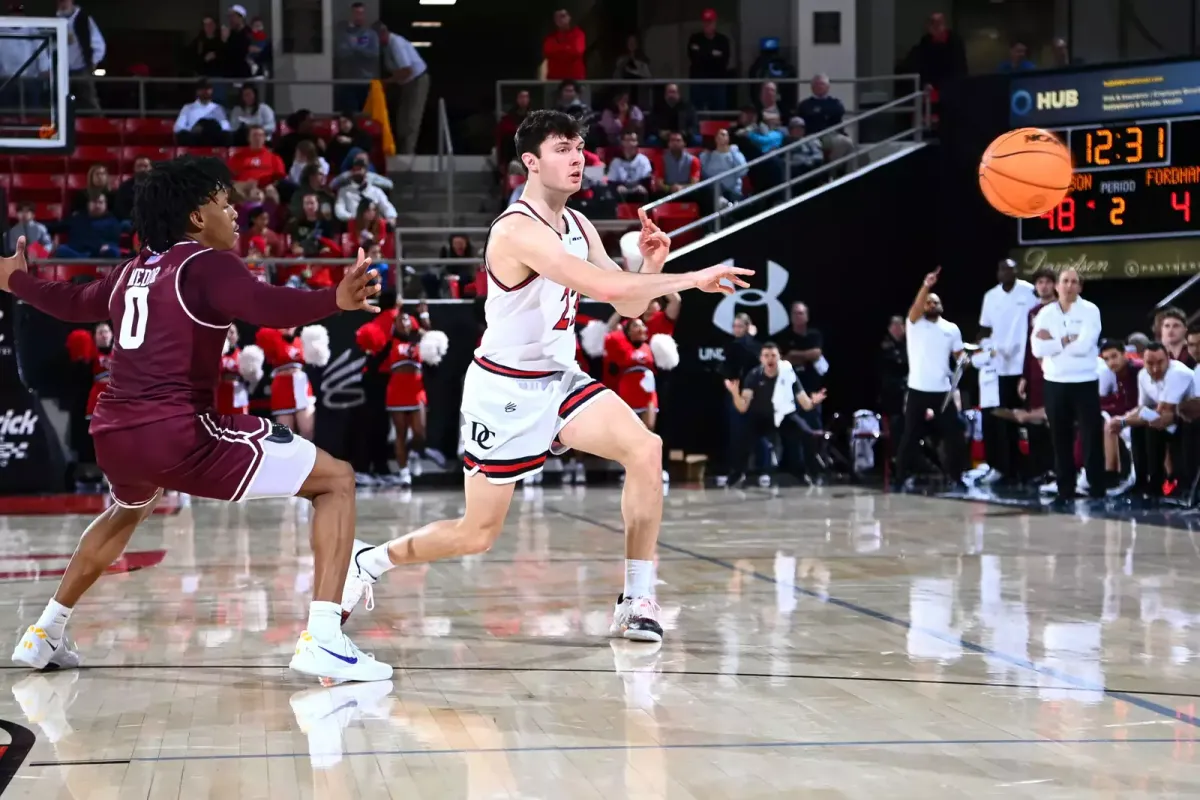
[1018,116,1200,245]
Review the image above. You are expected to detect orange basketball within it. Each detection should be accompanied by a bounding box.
[979,127,1073,218]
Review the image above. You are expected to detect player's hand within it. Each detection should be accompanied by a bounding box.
[923,267,940,288]
[1034,328,1053,341]
[1105,417,1122,434]
[637,207,671,271]
[0,236,28,292]
[693,263,754,295]
[336,247,380,313]
[724,378,740,395]
[812,388,828,405]
[1017,377,1027,400]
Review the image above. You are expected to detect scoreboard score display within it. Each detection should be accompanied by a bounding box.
[1009,60,1200,246]
[1017,117,1200,245]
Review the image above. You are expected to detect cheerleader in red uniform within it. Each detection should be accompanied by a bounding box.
[385,312,428,487]
[85,322,114,420]
[216,326,249,415]
[255,325,329,440]
[606,318,659,431]
[605,317,679,482]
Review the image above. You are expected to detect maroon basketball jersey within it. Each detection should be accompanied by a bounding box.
[91,241,232,434]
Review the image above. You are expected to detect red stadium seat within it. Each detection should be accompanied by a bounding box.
[686,147,704,158]
[122,117,175,144]
[75,117,122,144]
[69,145,121,171]
[65,173,91,191]
[0,173,10,193]
[699,119,736,138]
[359,118,381,136]
[17,155,66,174]
[175,146,229,159]
[52,263,103,282]
[639,148,664,176]
[651,202,701,246]
[11,173,64,203]
[312,117,338,141]
[121,145,174,167]
[616,203,642,220]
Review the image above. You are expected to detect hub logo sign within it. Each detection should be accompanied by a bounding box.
[1011,88,1078,117]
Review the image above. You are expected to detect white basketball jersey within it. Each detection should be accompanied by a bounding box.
[475,200,592,373]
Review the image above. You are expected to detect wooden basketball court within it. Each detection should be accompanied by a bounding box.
[0,486,1197,798]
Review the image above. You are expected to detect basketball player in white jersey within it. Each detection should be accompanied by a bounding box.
[338,110,752,641]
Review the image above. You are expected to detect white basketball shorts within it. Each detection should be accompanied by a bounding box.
[460,356,611,484]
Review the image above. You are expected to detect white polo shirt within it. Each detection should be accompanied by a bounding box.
[906,315,963,393]
[1138,359,1195,406]
[1030,297,1102,383]
[979,280,1037,376]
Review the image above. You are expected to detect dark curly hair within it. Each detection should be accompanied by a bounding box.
[133,155,232,253]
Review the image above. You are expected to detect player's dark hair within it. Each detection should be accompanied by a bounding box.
[1031,266,1056,282]
[1144,341,1167,354]
[761,341,780,351]
[515,109,586,158]
[1189,324,1200,336]
[133,155,232,254]
[1099,338,1126,354]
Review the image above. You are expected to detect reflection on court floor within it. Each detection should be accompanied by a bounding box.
[1,486,1199,798]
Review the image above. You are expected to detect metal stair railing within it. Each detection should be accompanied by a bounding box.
[642,87,929,240]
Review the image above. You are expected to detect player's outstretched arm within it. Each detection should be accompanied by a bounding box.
[0,236,123,323]
[190,249,380,329]
[493,215,753,309]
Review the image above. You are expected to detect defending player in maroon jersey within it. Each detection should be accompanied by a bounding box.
[0,156,391,684]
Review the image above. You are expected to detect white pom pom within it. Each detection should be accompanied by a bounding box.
[580,319,608,358]
[649,334,679,371]
[418,329,449,366]
[301,325,331,367]
[239,345,265,383]
[620,230,643,272]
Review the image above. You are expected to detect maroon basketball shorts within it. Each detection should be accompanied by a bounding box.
[94,413,318,508]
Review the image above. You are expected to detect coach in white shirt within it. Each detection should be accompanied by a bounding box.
[978,258,1036,481]
[1030,268,1104,500]
[1106,342,1194,497]
[896,267,967,488]
[174,79,232,146]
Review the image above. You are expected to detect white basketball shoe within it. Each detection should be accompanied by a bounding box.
[609,595,664,643]
[11,626,82,671]
[340,538,380,626]
[289,631,393,683]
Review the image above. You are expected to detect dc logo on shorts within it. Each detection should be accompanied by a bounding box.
[470,421,496,450]
[711,259,789,336]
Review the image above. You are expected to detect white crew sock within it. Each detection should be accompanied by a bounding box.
[307,601,343,643]
[36,600,72,641]
[357,544,397,580]
[624,559,655,599]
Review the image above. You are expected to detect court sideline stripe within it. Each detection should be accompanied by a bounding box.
[545,504,1200,730]
[24,737,1185,767]
[5,663,1196,699]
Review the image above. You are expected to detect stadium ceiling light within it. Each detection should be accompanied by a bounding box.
[418,0,455,5]
[411,41,433,48]
[412,21,443,28]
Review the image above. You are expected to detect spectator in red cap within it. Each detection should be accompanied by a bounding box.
[688,9,731,111]
[543,8,585,81]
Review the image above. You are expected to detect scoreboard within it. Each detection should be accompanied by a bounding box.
[1017,116,1200,245]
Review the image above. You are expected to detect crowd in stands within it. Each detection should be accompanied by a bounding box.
[496,72,856,225]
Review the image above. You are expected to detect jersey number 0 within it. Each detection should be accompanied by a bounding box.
[553,287,580,331]
[118,286,150,350]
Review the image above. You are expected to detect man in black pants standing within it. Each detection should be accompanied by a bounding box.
[1030,268,1105,501]
[977,258,1036,483]
[896,268,967,489]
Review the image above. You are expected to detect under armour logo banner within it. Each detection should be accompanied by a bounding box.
[711,259,790,335]
[470,421,496,450]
